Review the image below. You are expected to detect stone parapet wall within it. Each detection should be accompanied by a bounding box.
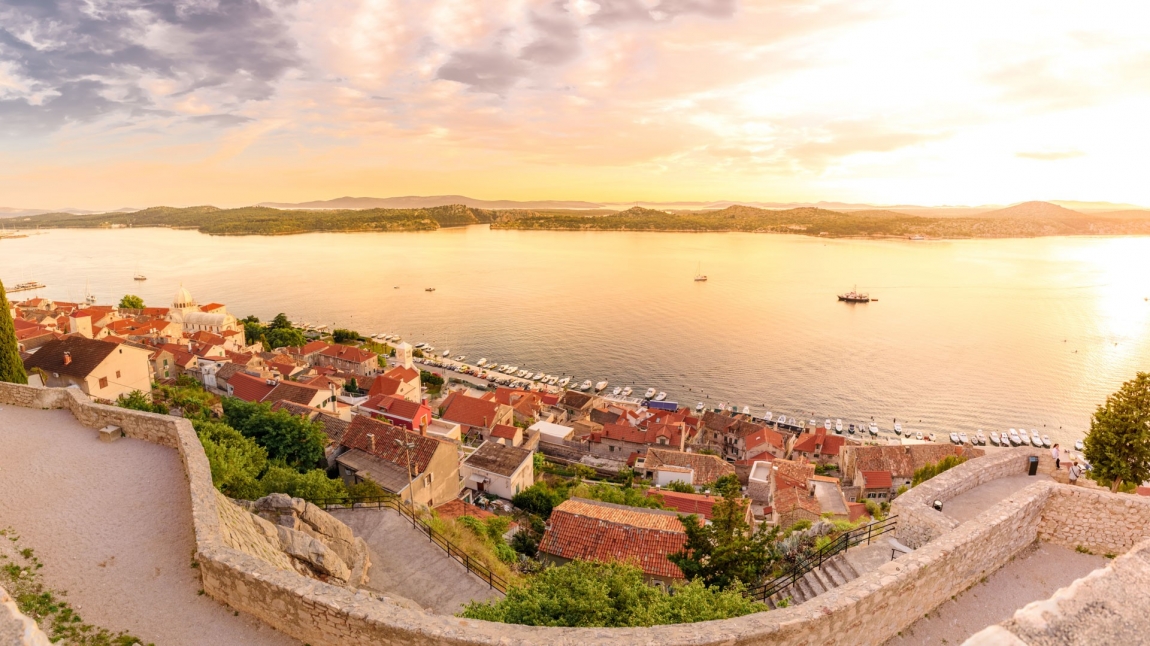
[1038,485,1150,555]
[4,380,1149,646]
[0,585,51,646]
[892,447,1049,548]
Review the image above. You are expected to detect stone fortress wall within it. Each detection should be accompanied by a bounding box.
[3,381,1150,646]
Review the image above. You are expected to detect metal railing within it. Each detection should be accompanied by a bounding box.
[748,515,898,602]
[307,494,509,595]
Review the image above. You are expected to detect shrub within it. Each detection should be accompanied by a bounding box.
[912,455,967,486]
[663,480,697,494]
[117,390,167,414]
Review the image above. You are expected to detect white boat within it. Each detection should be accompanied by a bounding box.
[595,381,608,392]
[847,424,855,434]
[1075,440,1084,451]
[1042,435,1052,448]
[644,388,657,399]
[580,380,593,391]
[477,358,487,366]
[825,419,832,430]
[990,432,1000,446]
[869,424,879,436]
[612,387,622,396]
[915,432,924,440]
[655,392,667,401]
[763,412,773,422]
[694,262,707,282]
[894,423,902,436]
[415,343,427,349]
[1009,431,1022,446]
[696,402,705,412]
[743,406,751,415]
[424,345,433,353]
[518,370,530,378]
[534,373,545,381]
[835,419,843,433]
[622,387,633,397]
[507,366,518,374]
[558,377,571,387]
[928,432,937,442]
[1031,434,1043,448]
[950,432,960,444]
[456,355,466,361]
[977,432,986,445]
[959,432,969,444]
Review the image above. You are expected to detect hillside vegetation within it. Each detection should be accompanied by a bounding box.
[491,204,1150,238]
[21,204,495,235]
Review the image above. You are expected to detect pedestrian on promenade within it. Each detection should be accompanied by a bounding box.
[1051,443,1060,470]
[1068,461,1081,486]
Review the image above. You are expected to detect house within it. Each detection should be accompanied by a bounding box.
[839,444,984,490]
[589,421,688,458]
[370,350,421,403]
[439,390,513,440]
[264,380,339,411]
[489,424,524,447]
[538,498,689,586]
[334,415,460,507]
[459,441,534,500]
[226,371,278,402]
[647,488,755,527]
[636,448,736,488]
[856,470,894,501]
[558,390,596,417]
[791,427,849,466]
[24,336,152,401]
[360,395,432,433]
[313,343,378,376]
[772,486,823,528]
[529,421,575,445]
[491,388,545,425]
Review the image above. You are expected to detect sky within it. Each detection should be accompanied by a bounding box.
[1,0,1149,210]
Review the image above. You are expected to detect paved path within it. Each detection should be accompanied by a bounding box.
[328,507,502,614]
[943,474,1052,524]
[0,406,297,646]
[885,542,1105,646]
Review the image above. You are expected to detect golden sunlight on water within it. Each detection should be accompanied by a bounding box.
[3,226,1149,445]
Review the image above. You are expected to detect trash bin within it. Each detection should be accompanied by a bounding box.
[1028,455,1039,476]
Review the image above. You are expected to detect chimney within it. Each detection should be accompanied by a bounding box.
[63,351,72,366]
[330,383,337,413]
[367,433,376,452]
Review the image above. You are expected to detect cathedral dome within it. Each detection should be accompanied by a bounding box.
[173,286,196,310]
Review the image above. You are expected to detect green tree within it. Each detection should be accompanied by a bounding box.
[669,476,778,589]
[0,281,27,385]
[1084,372,1150,492]
[194,419,268,499]
[265,326,306,349]
[118,294,145,309]
[332,328,361,344]
[663,480,696,494]
[117,390,167,414]
[222,398,327,470]
[270,313,293,329]
[459,560,764,627]
[241,315,265,347]
[570,481,664,510]
[512,481,570,519]
[258,464,348,501]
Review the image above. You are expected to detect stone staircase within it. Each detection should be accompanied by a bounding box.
[765,553,860,608]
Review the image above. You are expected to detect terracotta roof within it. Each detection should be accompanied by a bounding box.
[773,486,822,517]
[743,427,785,451]
[846,445,984,479]
[539,498,688,580]
[464,441,532,477]
[590,408,621,425]
[490,424,519,440]
[264,381,325,406]
[298,340,330,355]
[862,470,893,489]
[383,365,419,383]
[793,428,847,456]
[701,411,739,433]
[24,336,119,379]
[772,459,816,490]
[847,502,869,522]
[341,415,444,476]
[368,376,402,397]
[441,392,501,429]
[643,448,735,485]
[376,395,427,420]
[646,489,750,522]
[559,390,593,409]
[228,372,278,402]
[320,343,377,364]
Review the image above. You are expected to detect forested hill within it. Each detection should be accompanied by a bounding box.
[20,204,496,235]
[490,204,1150,238]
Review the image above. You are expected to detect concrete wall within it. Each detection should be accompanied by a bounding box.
[4,381,1150,646]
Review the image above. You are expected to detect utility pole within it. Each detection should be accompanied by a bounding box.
[395,436,417,526]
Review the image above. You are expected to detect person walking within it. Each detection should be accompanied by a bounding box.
[1051,443,1060,470]
[1068,461,1081,486]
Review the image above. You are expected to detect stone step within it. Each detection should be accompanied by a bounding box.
[802,570,826,597]
[810,565,835,592]
[821,557,848,588]
[837,555,860,581]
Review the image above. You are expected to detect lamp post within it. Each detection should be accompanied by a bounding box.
[395,436,417,526]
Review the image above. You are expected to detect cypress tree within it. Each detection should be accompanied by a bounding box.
[0,280,29,384]
[1083,372,1150,492]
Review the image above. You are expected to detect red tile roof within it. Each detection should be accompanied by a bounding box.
[539,498,688,580]
[773,486,822,517]
[372,395,427,421]
[599,422,685,447]
[793,428,847,456]
[228,372,277,402]
[490,424,519,440]
[772,459,816,490]
[648,489,718,520]
[743,427,785,451]
[320,343,377,364]
[341,415,444,475]
[441,392,501,429]
[368,376,402,397]
[862,470,893,489]
[643,449,734,485]
[383,365,420,383]
[847,502,869,522]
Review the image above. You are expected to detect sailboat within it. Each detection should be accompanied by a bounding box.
[134,262,147,281]
[694,262,708,282]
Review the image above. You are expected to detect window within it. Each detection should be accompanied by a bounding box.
[99,377,108,389]
[163,359,169,367]
[116,370,121,378]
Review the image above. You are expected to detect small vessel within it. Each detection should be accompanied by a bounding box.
[848,424,856,435]
[595,381,608,392]
[977,432,987,445]
[442,349,451,357]
[1042,435,1052,448]
[1031,434,1043,448]
[869,424,879,436]
[8,281,47,293]
[477,358,487,366]
[655,392,667,401]
[425,287,436,292]
[644,388,657,399]
[825,418,832,430]
[1075,439,1084,451]
[580,380,593,391]
[1009,430,1022,446]
[763,412,773,422]
[696,402,705,412]
[959,432,969,445]
[928,432,937,442]
[694,262,708,282]
[990,432,1000,446]
[423,345,433,353]
[622,386,633,397]
[456,355,466,361]
[743,406,751,415]
[915,431,924,440]
[894,423,902,436]
[835,419,843,433]
[134,274,147,281]
[950,432,960,444]
[838,285,871,303]
[548,377,558,385]
[612,387,622,396]
[535,373,545,381]
[558,377,571,387]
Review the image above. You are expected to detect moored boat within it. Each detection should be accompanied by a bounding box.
[835,419,843,433]
[1074,439,1084,451]
[869,424,879,436]
[644,388,657,399]
[696,402,705,412]
[622,386,633,397]
[1042,435,1052,448]
[580,380,593,391]
[990,432,1000,446]
[950,432,960,444]
[655,392,667,401]
[595,381,609,392]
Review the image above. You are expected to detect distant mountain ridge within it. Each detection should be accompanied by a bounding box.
[978,201,1083,218]
[259,195,604,210]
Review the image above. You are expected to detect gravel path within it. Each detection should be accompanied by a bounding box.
[885,542,1106,646]
[0,406,297,646]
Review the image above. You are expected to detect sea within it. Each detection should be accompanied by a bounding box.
[3,226,1149,446]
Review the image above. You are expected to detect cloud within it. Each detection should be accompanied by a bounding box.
[520,4,582,66]
[0,0,299,135]
[1016,150,1085,161]
[435,48,529,94]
